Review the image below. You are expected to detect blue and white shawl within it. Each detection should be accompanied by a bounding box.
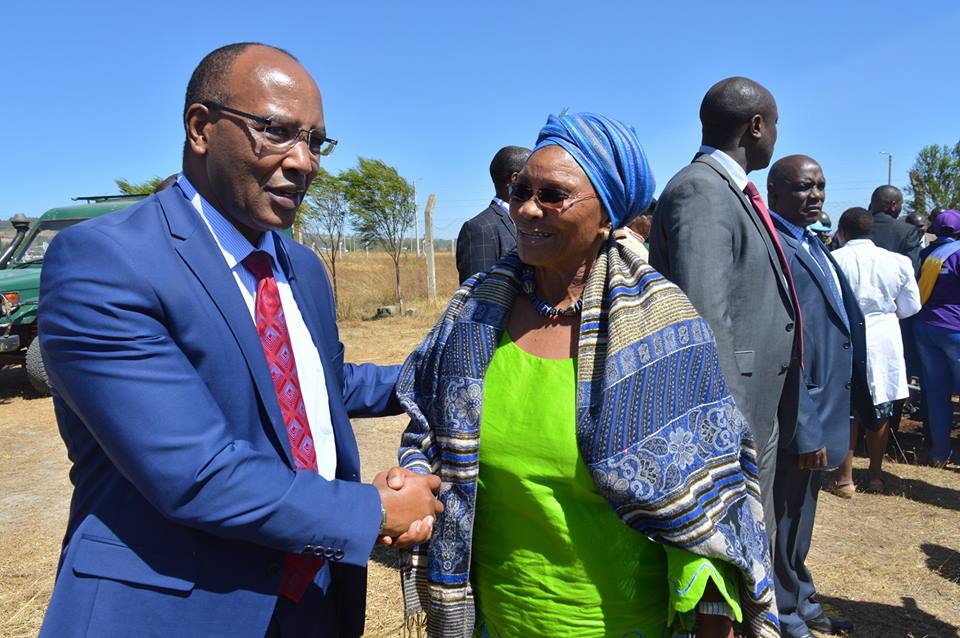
[397,240,779,638]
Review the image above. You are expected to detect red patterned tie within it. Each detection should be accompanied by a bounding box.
[242,250,323,603]
[743,181,804,361]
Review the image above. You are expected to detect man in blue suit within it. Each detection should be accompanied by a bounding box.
[767,155,874,638]
[38,43,442,637]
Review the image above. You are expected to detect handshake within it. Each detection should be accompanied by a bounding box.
[373,467,444,549]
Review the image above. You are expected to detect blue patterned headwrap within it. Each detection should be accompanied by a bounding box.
[533,112,655,228]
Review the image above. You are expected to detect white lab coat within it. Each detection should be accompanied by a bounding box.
[832,239,921,404]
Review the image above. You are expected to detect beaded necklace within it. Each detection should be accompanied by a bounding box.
[520,266,583,318]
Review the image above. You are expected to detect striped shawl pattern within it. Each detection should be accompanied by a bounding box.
[397,240,779,638]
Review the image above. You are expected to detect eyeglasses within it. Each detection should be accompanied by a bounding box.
[202,101,338,157]
[509,181,597,213]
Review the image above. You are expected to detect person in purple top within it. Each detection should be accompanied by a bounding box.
[913,209,960,466]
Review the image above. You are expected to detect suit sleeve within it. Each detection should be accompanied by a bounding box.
[456,217,498,284]
[788,371,826,456]
[39,226,380,566]
[649,179,738,362]
[902,226,923,274]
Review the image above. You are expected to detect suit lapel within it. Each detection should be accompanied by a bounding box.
[491,202,516,239]
[157,187,294,466]
[694,155,794,305]
[775,219,849,334]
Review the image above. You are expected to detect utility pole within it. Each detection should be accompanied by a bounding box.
[424,194,437,300]
[880,151,893,185]
[412,181,421,256]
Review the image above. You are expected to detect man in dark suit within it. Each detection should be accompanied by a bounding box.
[38,43,442,637]
[456,145,530,283]
[768,155,873,638]
[649,77,800,538]
[868,185,923,273]
[867,185,924,435]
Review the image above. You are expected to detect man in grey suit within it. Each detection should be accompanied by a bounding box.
[768,156,871,638]
[868,185,923,273]
[456,145,530,283]
[649,77,801,538]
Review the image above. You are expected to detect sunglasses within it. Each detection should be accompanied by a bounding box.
[509,182,597,212]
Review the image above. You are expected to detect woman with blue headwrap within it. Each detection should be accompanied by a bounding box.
[396,113,779,637]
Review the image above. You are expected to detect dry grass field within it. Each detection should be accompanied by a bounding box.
[1,251,959,637]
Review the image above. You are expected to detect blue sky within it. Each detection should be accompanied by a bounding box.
[2,1,958,238]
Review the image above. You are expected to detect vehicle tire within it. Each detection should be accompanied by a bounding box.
[25,337,51,396]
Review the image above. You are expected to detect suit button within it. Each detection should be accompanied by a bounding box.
[303,544,315,554]
[779,363,789,374]
[324,548,336,559]
[267,562,282,576]
[334,549,344,561]
[845,381,852,390]
[785,323,794,332]
[314,546,327,558]
[843,342,851,349]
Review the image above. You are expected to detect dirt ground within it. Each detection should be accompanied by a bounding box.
[1,313,959,637]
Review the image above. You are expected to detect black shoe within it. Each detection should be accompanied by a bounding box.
[806,612,854,634]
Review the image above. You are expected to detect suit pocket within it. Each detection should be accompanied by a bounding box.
[72,535,196,593]
[734,350,755,376]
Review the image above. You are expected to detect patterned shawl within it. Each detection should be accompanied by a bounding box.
[396,240,780,638]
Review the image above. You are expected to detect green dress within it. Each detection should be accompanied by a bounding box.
[472,332,741,638]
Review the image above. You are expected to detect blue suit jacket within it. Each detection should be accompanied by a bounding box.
[38,185,401,637]
[773,219,874,467]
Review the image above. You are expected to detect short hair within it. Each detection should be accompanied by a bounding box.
[489,146,531,189]
[700,77,775,145]
[869,185,902,212]
[905,211,929,230]
[183,42,298,120]
[838,207,874,239]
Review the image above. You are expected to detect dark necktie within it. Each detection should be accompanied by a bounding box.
[805,234,849,328]
[743,181,804,360]
[242,250,324,603]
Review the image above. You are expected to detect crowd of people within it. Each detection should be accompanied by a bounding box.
[34,41,956,638]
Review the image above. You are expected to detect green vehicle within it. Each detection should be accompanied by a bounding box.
[0,195,146,394]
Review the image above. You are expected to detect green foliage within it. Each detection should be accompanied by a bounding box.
[302,167,350,305]
[905,141,960,214]
[115,176,164,195]
[340,158,415,311]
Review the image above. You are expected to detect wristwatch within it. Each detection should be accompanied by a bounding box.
[379,502,387,534]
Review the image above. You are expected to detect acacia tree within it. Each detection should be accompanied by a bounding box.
[905,141,960,214]
[341,158,415,313]
[302,167,350,307]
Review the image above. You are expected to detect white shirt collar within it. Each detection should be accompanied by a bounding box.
[176,174,280,272]
[699,145,749,191]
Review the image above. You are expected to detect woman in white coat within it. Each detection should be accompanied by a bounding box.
[829,207,921,495]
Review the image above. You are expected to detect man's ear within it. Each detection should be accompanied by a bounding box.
[185,103,212,156]
[749,113,764,140]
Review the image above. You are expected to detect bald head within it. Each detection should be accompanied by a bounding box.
[869,185,903,217]
[700,77,778,172]
[183,43,298,120]
[767,155,826,227]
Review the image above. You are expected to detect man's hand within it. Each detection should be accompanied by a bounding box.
[798,447,828,470]
[373,467,443,549]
